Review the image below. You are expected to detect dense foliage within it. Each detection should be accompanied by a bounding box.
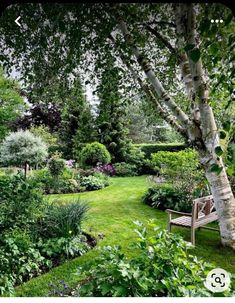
[0,130,48,176]
[80,142,111,168]
[142,184,192,212]
[0,69,26,142]
[0,173,91,295]
[74,221,214,297]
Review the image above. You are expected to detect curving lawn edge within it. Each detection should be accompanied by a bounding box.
[15,176,235,297]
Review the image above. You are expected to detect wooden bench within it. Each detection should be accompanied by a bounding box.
[166,195,219,245]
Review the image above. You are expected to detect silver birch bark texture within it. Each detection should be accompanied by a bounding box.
[176,3,235,248]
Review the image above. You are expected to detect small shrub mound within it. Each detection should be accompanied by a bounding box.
[80,175,108,191]
[73,220,214,297]
[142,184,192,212]
[80,142,111,168]
[48,156,66,177]
[113,162,138,177]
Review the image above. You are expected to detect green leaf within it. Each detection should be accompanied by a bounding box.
[219,130,227,139]
[222,121,231,132]
[227,167,234,176]
[199,19,211,34]
[224,14,233,26]
[214,146,223,156]
[209,163,223,174]
[190,48,201,63]
[184,44,195,52]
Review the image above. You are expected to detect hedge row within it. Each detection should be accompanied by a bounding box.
[133,143,187,159]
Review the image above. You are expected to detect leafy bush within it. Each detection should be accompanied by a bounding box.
[80,142,111,168]
[38,236,89,260]
[147,149,208,199]
[142,184,192,212]
[134,143,187,159]
[58,178,79,194]
[74,220,213,297]
[124,147,145,174]
[30,168,54,193]
[113,162,138,176]
[0,229,49,296]
[80,175,106,191]
[147,149,197,173]
[76,167,96,177]
[31,168,79,194]
[95,163,116,176]
[0,130,48,176]
[0,174,45,232]
[48,155,66,177]
[33,200,89,239]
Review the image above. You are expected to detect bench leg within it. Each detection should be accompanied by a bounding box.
[168,223,171,232]
[191,227,195,246]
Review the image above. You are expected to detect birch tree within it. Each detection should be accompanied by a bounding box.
[111,3,235,248]
[0,3,234,248]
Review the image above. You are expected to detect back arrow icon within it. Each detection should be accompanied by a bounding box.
[15,16,21,27]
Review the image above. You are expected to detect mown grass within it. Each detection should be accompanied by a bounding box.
[15,176,235,296]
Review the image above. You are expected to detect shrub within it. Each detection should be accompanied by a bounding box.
[74,220,213,297]
[142,184,192,212]
[0,130,48,177]
[76,167,96,177]
[147,149,208,199]
[124,147,145,174]
[48,155,66,177]
[133,143,187,159]
[80,175,106,191]
[113,162,137,176]
[0,174,46,232]
[0,229,48,296]
[30,168,54,194]
[80,142,111,168]
[33,200,89,239]
[95,163,116,176]
[38,235,89,260]
[58,178,79,194]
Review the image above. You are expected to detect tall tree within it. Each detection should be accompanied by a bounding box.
[0,69,26,142]
[96,57,131,162]
[60,77,95,159]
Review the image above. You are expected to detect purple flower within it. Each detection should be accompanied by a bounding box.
[65,159,75,168]
[95,163,116,176]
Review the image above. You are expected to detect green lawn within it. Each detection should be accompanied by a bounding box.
[15,176,235,296]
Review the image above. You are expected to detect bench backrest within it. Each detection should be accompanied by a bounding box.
[192,195,216,220]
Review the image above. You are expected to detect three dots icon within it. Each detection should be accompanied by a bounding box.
[211,19,223,23]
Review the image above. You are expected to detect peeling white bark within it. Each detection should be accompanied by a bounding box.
[179,3,235,248]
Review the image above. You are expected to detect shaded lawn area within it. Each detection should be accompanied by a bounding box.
[15,176,235,296]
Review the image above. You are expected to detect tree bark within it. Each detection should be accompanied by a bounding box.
[177,3,235,248]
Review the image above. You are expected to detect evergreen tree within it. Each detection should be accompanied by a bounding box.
[60,77,95,159]
[96,59,131,162]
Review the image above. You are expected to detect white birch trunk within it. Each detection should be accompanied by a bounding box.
[177,3,235,248]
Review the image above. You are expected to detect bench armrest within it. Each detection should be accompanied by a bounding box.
[165,209,192,217]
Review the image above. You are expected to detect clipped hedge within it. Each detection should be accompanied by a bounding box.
[133,143,187,159]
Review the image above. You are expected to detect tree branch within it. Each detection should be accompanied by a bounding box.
[108,34,187,139]
[112,6,191,131]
